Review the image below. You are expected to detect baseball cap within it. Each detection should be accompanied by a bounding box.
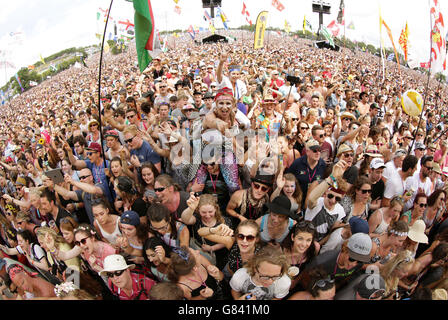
[306,139,321,151]
[347,233,372,263]
[120,211,140,226]
[203,92,215,99]
[349,217,370,234]
[370,158,386,170]
[355,274,386,299]
[393,149,407,159]
[415,142,426,150]
[86,142,102,153]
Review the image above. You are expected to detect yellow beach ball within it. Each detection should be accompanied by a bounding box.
[401,90,423,117]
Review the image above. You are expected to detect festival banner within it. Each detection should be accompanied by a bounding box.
[429,0,446,74]
[398,22,409,61]
[133,0,162,72]
[254,11,268,49]
[381,17,401,67]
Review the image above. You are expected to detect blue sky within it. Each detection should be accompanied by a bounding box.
[1,0,447,87]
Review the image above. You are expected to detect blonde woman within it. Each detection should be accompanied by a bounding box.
[271,172,303,215]
[380,250,414,300]
[181,193,232,270]
[304,108,319,127]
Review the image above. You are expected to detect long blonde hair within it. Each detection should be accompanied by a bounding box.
[197,194,224,224]
[380,250,414,297]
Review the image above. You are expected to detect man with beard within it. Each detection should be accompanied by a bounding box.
[403,156,434,212]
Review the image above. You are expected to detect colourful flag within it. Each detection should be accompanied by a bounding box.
[254,11,268,49]
[327,20,342,37]
[217,7,228,30]
[173,0,179,3]
[303,15,307,34]
[271,0,285,12]
[387,53,395,61]
[15,73,24,92]
[209,23,216,34]
[337,0,345,25]
[174,5,181,15]
[398,22,409,61]
[284,20,291,33]
[429,0,446,73]
[381,17,401,67]
[348,21,355,30]
[321,26,335,47]
[204,10,212,22]
[118,19,135,30]
[40,54,45,65]
[132,0,162,72]
[242,2,253,26]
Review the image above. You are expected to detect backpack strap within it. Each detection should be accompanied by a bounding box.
[133,273,148,300]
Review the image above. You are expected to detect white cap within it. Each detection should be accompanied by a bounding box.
[370,158,386,170]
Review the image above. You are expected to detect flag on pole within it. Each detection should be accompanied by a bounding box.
[337,0,345,25]
[381,17,401,67]
[173,0,179,3]
[174,5,181,15]
[242,2,253,26]
[209,23,216,34]
[187,25,196,40]
[327,20,342,37]
[398,22,409,61]
[321,26,335,47]
[387,53,395,61]
[347,21,355,30]
[118,19,135,30]
[204,10,212,22]
[14,73,24,92]
[217,7,228,30]
[254,11,269,49]
[429,0,447,73]
[284,20,291,33]
[40,54,45,65]
[132,0,162,73]
[271,0,285,12]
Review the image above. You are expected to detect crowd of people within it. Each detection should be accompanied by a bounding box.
[0,31,447,300]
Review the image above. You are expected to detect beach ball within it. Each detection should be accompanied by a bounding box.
[401,90,423,117]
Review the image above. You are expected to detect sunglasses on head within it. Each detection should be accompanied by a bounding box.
[253,182,269,192]
[237,234,256,242]
[74,236,90,247]
[106,269,126,278]
[312,276,335,289]
[327,194,342,202]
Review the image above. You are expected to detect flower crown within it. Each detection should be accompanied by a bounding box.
[54,281,78,297]
[389,229,408,237]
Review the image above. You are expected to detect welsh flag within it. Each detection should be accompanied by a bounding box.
[133,0,162,72]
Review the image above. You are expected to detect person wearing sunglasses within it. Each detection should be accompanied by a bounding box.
[230,245,291,300]
[73,224,116,278]
[402,155,433,212]
[289,267,335,300]
[123,125,162,174]
[153,82,173,108]
[340,176,372,223]
[287,139,327,206]
[99,254,155,300]
[400,193,428,227]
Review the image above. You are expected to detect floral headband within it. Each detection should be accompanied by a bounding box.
[54,281,78,297]
[7,265,37,281]
[172,247,190,262]
[390,229,408,237]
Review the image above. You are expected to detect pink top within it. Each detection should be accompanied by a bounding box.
[82,241,116,269]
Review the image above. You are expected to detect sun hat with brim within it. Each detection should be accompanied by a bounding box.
[433,289,448,300]
[99,254,135,277]
[341,112,356,121]
[306,139,320,151]
[266,195,293,216]
[88,120,100,128]
[407,220,428,244]
[347,233,372,263]
[433,163,442,175]
[337,143,354,157]
[364,145,382,158]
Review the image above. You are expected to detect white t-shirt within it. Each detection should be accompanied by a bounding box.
[218,76,247,101]
[230,268,291,300]
[383,160,400,181]
[320,228,344,254]
[403,173,432,211]
[384,169,406,200]
[305,197,346,237]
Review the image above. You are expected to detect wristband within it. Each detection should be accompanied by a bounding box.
[329,175,338,189]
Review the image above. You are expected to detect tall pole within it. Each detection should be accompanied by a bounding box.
[97,0,114,163]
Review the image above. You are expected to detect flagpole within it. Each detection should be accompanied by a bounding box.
[97,0,114,164]
[409,0,434,154]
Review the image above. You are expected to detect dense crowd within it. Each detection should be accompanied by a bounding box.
[0,32,447,300]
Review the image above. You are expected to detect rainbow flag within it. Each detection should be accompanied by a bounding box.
[15,73,24,92]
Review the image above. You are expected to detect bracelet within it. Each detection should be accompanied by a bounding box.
[50,248,57,254]
[209,227,214,234]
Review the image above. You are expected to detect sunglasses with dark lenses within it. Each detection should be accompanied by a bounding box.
[154,187,167,193]
[253,182,269,192]
[125,136,136,144]
[424,166,433,171]
[79,175,91,180]
[327,194,342,202]
[106,269,126,278]
[311,148,321,153]
[343,153,354,158]
[74,237,90,246]
[300,126,309,130]
[318,134,325,138]
[360,189,372,194]
[418,203,428,208]
[348,257,359,263]
[237,234,256,242]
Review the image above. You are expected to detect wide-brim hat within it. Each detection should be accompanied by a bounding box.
[337,143,354,157]
[251,172,274,188]
[99,254,135,277]
[408,220,428,244]
[341,112,356,121]
[364,145,382,158]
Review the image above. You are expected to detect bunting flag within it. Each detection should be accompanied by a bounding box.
[321,26,335,47]
[133,0,162,72]
[284,20,291,33]
[381,17,401,67]
[398,22,409,61]
[174,5,181,15]
[118,19,135,30]
[254,11,269,49]
[429,0,446,73]
[217,7,228,30]
[271,0,285,12]
[348,21,355,30]
[99,7,113,22]
[242,2,253,26]
[14,73,24,92]
[204,10,212,22]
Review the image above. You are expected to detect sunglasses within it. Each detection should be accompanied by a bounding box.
[318,134,325,138]
[360,189,372,194]
[300,127,309,130]
[126,114,136,119]
[418,203,428,208]
[106,269,126,278]
[342,118,351,121]
[237,234,256,242]
[343,153,354,158]
[312,276,335,289]
[424,166,433,171]
[159,86,167,89]
[79,174,91,180]
[74,237,90,247]
[253,182,269,192]
[203,162,216,167]
[125,135,136,144]
[154,187,167,193]
[86,152,97,156]
[311,148,321,153]
[429,148,436,152]
[348,257,359,263]
[327,194,342,202]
